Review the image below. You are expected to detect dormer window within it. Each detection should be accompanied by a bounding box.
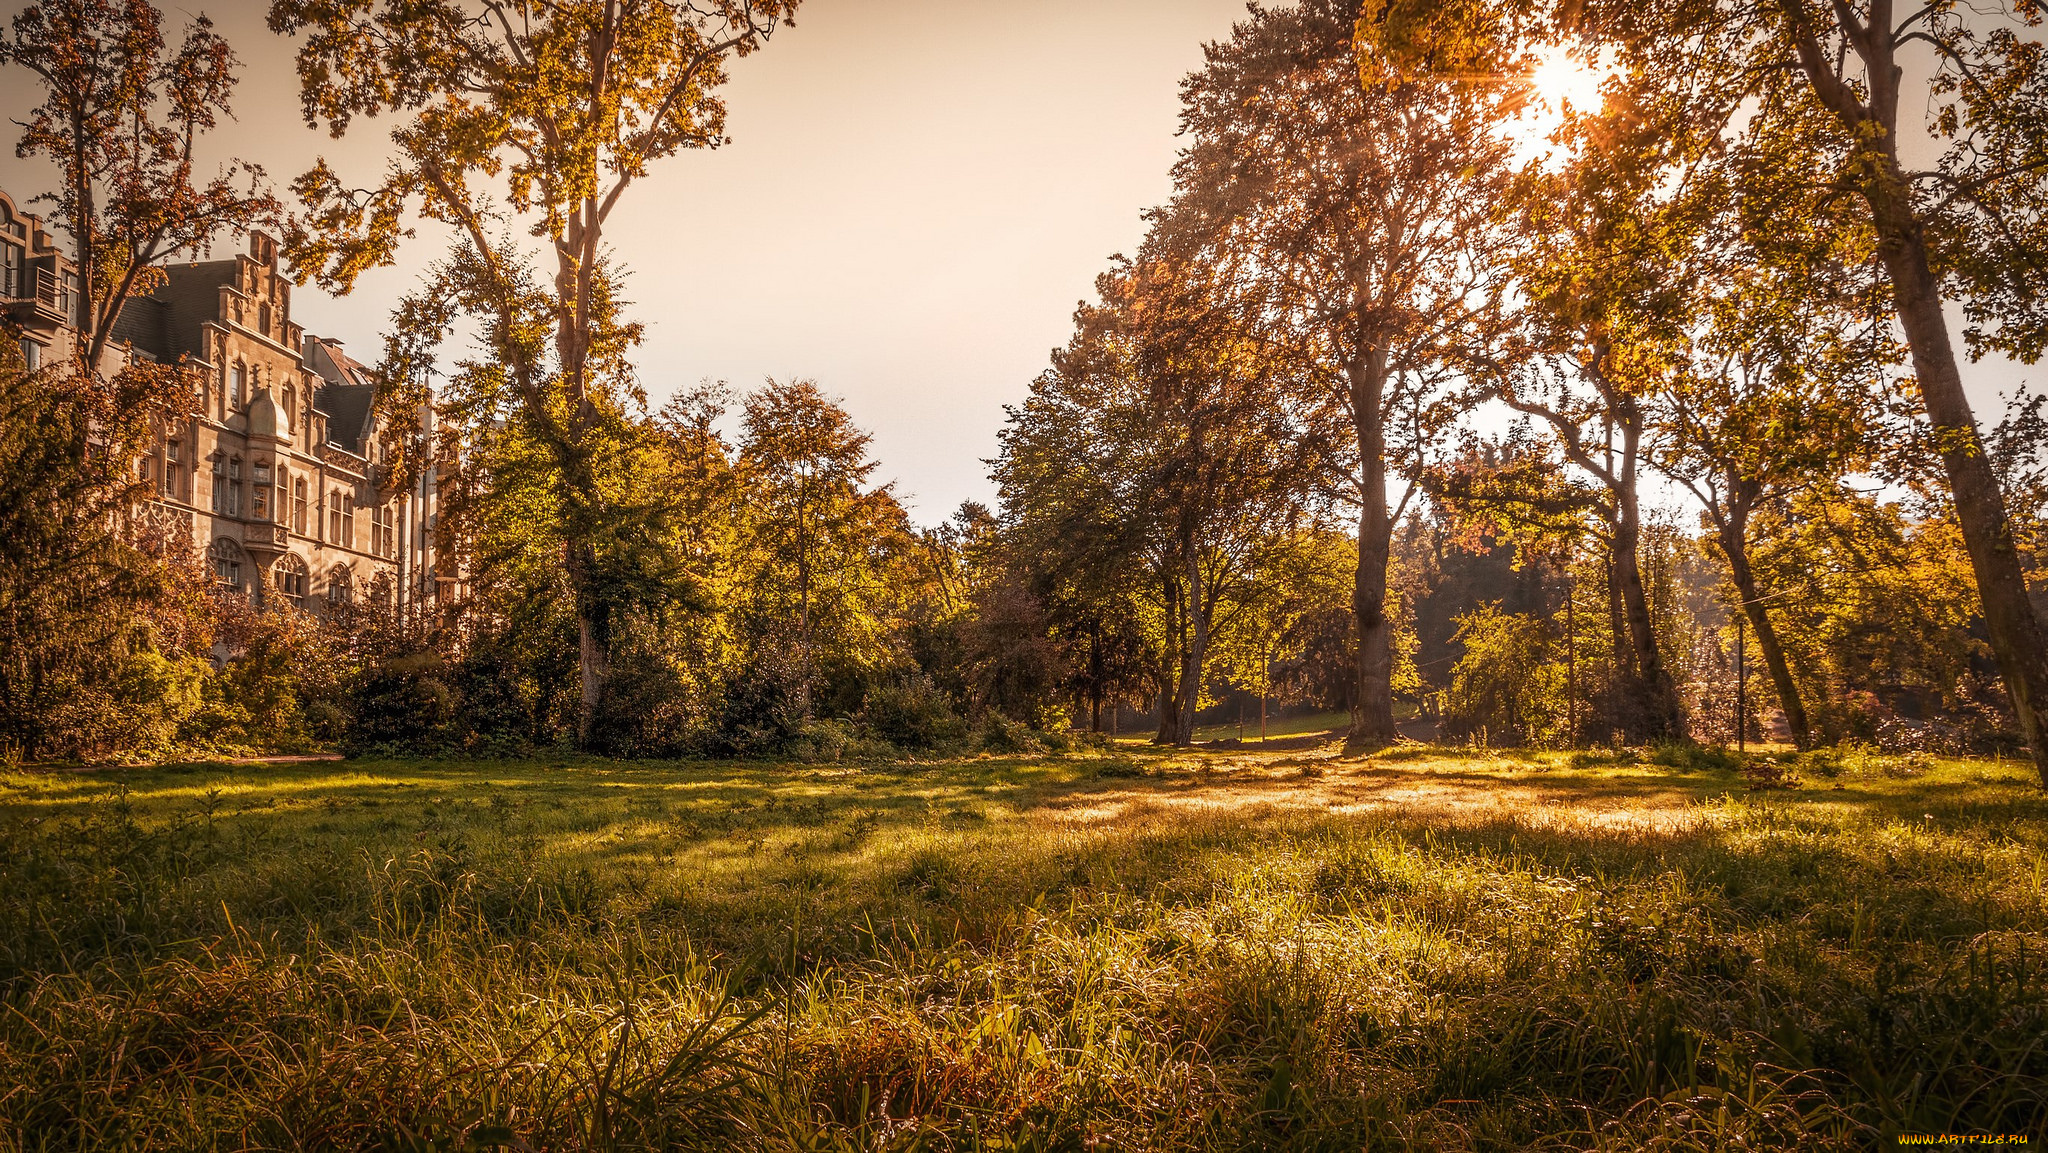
[258,301,271,336]
[231,363,247,409]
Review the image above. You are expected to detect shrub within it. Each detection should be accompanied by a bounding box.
[346,652,460,756]
[974,713,1048,755]
[860,674,970,751]
[1439,605,1570,747]
[1647,741,1743,773]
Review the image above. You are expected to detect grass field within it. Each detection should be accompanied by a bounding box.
[1,743,2044,1150]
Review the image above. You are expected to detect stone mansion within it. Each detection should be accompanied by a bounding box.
[2,187,458,617]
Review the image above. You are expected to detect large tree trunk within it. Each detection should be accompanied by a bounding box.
[1347,352,1398,748]
[1717,521,1810,749]
[1611,495,1683,743]
[1876,210,2048,786]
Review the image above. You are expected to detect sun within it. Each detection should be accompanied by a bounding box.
[1507,45,1619,159]
[1529,45,1610,116]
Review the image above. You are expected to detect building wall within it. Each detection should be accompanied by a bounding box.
[2,186,460,619]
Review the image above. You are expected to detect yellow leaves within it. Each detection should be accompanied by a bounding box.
[1354,0,1522,89]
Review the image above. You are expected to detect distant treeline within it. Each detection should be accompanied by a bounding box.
[0,0,2044,776]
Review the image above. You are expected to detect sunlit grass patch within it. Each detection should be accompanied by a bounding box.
[0,749,2042,1149]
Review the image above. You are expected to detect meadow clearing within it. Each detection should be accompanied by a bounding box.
[0,741,2043,1150]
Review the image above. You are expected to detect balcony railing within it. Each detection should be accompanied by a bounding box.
[5,267,70,330]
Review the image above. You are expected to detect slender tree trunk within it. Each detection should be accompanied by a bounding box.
[1155,573,1180,744]
[568,540,609,749]
[1717,522,1809,749]
[1089,630,1103,733]
[1875,208,2048,786]
[1174,535,1206,746]
[1612,499,1682,742]
[1604,552,1624,742]
[1347,352,1397,748]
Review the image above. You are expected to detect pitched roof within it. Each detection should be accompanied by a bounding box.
[307,338,378,453]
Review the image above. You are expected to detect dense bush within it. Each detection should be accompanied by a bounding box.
[859,674,970,750]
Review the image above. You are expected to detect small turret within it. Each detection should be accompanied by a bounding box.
[247,388,287,445]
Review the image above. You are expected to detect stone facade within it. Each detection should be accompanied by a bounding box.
[2,187,460,619]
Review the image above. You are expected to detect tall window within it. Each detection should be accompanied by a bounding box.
[252,462,271,521]
[1,240,19,298]
[282,385,295,434]
[328,491,343,542]
[327,565,352,605]
[211,457,225,512]
[163,441,179,500]
[368,505,398,558]
[226,458,243,517]
[258,301,271,335]
[292,479,308,534]
[342,495,355,548]
[231,363,246,409]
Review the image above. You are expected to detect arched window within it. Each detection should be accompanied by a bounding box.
[207,539,245,591]
[326,564,352,605]
[274,555,308,604]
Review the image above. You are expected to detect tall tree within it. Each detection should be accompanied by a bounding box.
[2,0,276,380]
[995,250,1312,746]
[1652,159,1891,748]
[1721,0,2048,783]
[1175,0,1514,747]
[1485,119,1710,742]
[737,378,907,719]
[273,0,800,747]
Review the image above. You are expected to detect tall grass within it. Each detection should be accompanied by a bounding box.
[0,751,2041,1149]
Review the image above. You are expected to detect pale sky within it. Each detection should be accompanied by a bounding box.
[1,0,1254,523]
